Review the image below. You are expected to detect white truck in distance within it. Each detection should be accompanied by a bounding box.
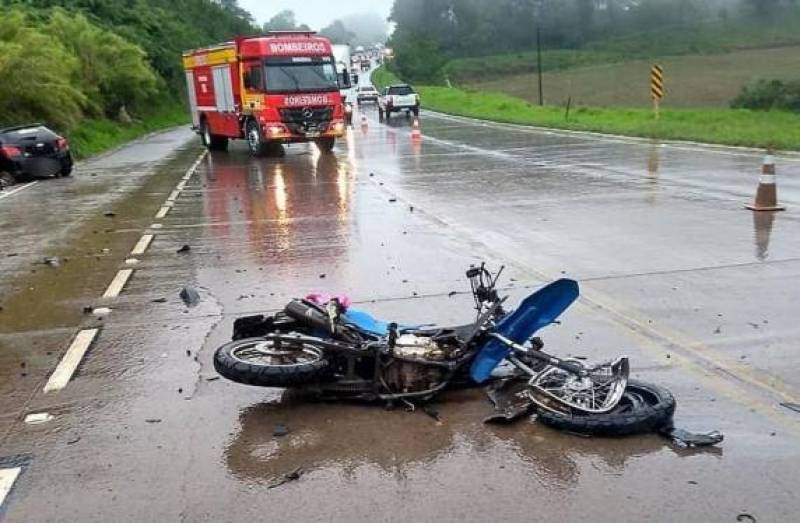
[378,84,420,121]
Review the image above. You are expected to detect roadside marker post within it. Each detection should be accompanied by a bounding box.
[651,65,664,120]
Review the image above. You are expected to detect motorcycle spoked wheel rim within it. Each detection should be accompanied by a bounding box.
[230,338,324,368]
[525,357,629,415]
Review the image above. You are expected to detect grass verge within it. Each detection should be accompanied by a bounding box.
[68,104,189,159]
[373,66,800,150]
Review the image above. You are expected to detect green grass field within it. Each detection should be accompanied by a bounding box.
[373,66,800,150]
[469,45,800,108]
[68,104,189,159]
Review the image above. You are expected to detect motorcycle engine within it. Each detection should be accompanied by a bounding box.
[384,334,449,393]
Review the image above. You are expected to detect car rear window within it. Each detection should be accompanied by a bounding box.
[360,87,377,92]
[388,86,414,95]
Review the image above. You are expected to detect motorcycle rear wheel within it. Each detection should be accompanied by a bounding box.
[536,380,675,436]
[214,336,328,387]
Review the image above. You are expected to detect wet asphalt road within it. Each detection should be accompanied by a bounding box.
[1,103,799,522]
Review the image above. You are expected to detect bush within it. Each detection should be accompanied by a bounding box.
[731,79,800,112]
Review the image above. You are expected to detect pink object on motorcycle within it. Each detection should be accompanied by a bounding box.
[305,292,352,310]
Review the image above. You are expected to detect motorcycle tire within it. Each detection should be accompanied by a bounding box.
[214,336,328,388]
[536,380,676,436]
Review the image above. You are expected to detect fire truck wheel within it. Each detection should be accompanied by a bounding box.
[316,138,335,152]
[246,119,269,157]
[200,120,229,151]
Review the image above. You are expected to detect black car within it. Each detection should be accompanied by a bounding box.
[0,124,73,186]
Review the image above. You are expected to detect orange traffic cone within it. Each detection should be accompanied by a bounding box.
[410,118,422,140]
[746,151,785,211]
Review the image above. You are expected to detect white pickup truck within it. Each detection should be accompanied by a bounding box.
[378,84,420,121]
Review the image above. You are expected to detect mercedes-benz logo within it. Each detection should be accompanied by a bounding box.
[302,107,314,119]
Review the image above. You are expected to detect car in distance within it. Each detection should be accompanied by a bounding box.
[0,124,73,186]
[378,84,420,121]
[356,85,379,105]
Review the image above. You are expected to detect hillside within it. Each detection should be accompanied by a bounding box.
[0,0,256,156]
[469,45,800,108]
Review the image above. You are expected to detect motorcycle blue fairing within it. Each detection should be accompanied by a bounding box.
[342,309,421,336]
[470,279,579,383]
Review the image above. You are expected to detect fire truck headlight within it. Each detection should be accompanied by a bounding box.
[332,122,345,134]
[268,126,284,135]
[344,103,353,114]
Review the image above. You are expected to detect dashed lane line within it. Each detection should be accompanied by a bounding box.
[166,189,180,202]
[131,234,154,256]
[0,181,38,201]
[155,206,171,219]
[0,467,22,508]
[42,329,99,393]
[102,269,133,298]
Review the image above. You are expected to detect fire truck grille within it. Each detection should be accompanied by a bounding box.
[279,107,333,134]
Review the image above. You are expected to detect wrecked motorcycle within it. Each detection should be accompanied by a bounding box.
[214,265,676,435]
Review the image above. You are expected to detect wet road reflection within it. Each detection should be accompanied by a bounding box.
[202,146,354,266]
[223,390,714,489]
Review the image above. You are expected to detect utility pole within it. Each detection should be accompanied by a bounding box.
[536,26,544,106]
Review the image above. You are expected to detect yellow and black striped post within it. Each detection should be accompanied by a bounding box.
[651,65,664,120]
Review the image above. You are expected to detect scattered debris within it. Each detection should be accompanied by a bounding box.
[206,376,220,382]
[177,387,183,394]
[736,514,756,523]
[779,402,800,414]
[66,434,81,445]
[319,274,326,279]
[388,198,397,203]
[151,297,167,303]
[713,326,722,334]
[179,286,201,307]
[422,405,442,423]
[43,256,61,267]
[273,424,290,437]
[145,419,162,424]
[177,244,191,253]
[659,426,724,447]
[185,350,192,357]
[103,212,116,217]
[448,291,457,297]
[268,467,303,489]
[82,306,94,314]
[409,205,414,212]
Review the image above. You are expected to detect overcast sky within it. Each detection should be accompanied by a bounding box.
[238,0,395,30]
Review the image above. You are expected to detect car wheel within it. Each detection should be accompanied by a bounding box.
[60,155,73,177]
[0,171,15,189]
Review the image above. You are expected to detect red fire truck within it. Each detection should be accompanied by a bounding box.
[182,32,349,156]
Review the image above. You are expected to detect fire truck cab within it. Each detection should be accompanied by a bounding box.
[182,32,349,156]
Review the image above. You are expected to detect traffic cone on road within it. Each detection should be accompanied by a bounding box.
[410,118,422,140]
[746,151,785,211]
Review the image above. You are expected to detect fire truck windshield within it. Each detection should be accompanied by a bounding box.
[264,57,338,93]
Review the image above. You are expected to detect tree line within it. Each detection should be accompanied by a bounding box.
[387,0,800,82]
[0,0,256,131]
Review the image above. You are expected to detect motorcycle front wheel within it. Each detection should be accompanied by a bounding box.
[214,336,328,387]
[536,380,676,436]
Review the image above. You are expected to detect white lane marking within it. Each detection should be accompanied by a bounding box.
[155,206,170,219]
[92,307,112,315]
[0,467,22,507]
[43,329,99,392]
[166,190,180,202]
[131,234,154,256]
[102,269,133,298]
[0,181,38,201]
[150,223,163,229]
[24,412,54,424]
[175,181,187,191]
[124,258,140,265]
